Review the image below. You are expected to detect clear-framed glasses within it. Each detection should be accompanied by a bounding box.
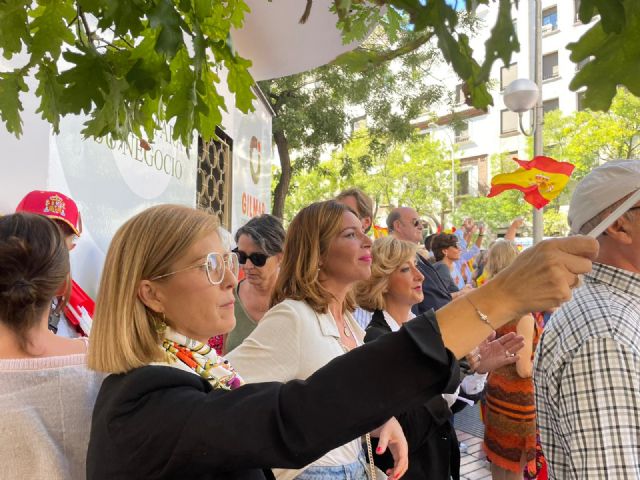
[150,252,239,286]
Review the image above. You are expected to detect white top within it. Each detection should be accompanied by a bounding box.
[227,299,365,479]
[0,344,103,480]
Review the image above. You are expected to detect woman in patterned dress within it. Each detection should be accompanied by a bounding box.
[482,240,539,480]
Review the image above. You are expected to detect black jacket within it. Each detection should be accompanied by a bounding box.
[87,311,457,479]
[365,310,461,480]
[412,255,453,315]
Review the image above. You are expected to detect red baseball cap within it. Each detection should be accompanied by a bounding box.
[15,190,82,236]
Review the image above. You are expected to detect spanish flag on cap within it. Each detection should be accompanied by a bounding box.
[487,156,575,209]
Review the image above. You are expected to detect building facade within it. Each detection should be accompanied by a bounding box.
[414,0,596,205]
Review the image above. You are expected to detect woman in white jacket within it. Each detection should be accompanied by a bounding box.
[228,200,406,480]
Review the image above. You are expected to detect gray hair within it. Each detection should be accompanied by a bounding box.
[386,209,401,232]
[234,214,285,256]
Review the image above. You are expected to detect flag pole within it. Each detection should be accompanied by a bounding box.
[531,0,544,244]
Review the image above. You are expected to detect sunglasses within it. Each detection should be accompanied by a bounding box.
[151,252,239,285]
[232,248,270,267]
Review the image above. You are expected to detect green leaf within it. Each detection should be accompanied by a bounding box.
[225,52,255,113]
[195,68,224,140]
[95,0,147,37]
[28,0,76,62]
[148,0,189,58]
[568,0,640,111]
[0,0,31,59]
[81,76,128,138]
[34,59,64,132]
[165,48,196,144]
[0,70,28,136]
[58,47,110,114]
[579,0,625,33]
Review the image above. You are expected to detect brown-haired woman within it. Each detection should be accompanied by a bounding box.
[0,213,102,479]
[86,203,596,479]
[229,200,408,479]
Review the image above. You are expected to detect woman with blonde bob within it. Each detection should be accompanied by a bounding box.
[86,204,596,479]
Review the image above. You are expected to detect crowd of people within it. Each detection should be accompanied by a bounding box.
[2,159,640,479]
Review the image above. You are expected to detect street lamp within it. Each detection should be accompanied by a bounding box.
[503,78,538,135]
[502,0,544,244]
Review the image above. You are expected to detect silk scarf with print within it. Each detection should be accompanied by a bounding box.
[162,327,244,390]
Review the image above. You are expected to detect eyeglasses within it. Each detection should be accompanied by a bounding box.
[150,252,239,285]
[232,248,270,267]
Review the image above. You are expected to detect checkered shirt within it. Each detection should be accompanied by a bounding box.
[534,262,640,479]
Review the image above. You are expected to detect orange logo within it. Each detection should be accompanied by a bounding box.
[44,195,66,217]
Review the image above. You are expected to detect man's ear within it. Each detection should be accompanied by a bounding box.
[604,216,634,245]
[137,280,165,314]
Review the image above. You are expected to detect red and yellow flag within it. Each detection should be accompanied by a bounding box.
[487,156,575,209]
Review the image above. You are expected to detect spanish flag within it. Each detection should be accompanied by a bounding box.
[487,156,575,209]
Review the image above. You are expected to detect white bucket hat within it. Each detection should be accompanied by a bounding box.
[569,160,640,235]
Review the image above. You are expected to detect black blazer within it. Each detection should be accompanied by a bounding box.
[365,310,461,480]
[87,312,458,479]
[412,255,453,316]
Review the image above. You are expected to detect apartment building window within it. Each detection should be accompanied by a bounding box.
[454,121,470,143]
[575,56,593,72]
[351,116,367,132]
[542,7,558,33]
[543,52,559,80]
[500,63,518,91]
[577,91,587,111]
[457,164,479,197]
[455,83,466,105]
[500,109,519,135]
[458,170,470,196]
[543,98,560,115]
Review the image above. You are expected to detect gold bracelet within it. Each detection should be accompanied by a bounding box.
[465,295,495,330]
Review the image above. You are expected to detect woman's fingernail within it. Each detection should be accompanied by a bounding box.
[376,446,382,453]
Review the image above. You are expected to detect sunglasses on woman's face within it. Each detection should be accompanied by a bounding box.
[232,248,270,267]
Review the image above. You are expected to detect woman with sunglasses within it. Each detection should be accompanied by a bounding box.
[86,203,596,479]
[226,214,285,352]
[432,233,472,295]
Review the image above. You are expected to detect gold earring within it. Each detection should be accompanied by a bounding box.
[155,312,167,335]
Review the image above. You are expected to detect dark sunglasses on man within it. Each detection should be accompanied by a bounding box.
[232,248,270,267]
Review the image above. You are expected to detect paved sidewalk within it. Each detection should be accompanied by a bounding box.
[455,403,491,480]
[457,429,491,480]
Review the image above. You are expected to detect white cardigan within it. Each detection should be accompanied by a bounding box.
[227,298,366,479]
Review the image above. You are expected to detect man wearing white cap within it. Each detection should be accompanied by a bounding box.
[534,159,640,479]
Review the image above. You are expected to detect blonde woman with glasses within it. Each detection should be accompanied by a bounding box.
[86,204,596,479]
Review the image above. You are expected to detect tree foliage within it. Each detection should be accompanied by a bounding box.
[543,88,640,181]
[1,0,636,149]
[262,10,451,217]
[0,0,254,144]
[284,131,457,227]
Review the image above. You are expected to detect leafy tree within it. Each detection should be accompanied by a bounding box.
[261,9,450,218]
[0,0,254,144]
[284,131,458,228]
[1,0,635,152]
[543,88,640,181]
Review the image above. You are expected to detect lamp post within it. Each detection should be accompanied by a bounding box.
[503,0,544,244]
